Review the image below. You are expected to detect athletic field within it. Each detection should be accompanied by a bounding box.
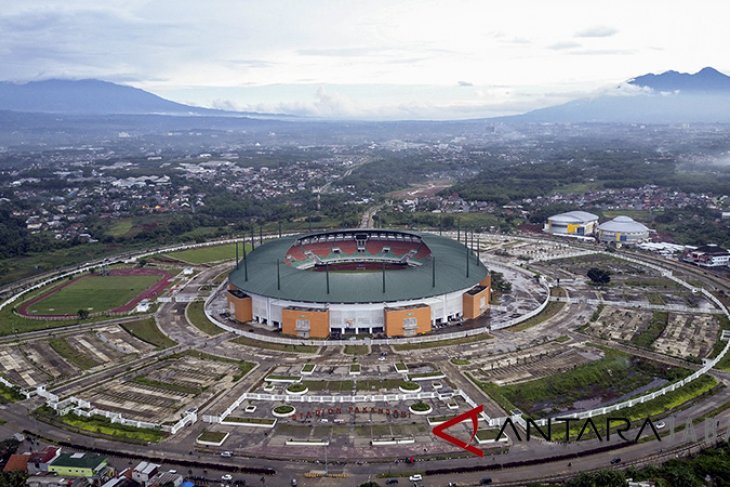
[19,268,171,317]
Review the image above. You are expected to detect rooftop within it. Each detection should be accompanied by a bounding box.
[51,452,107,470]
[229,231,487,304]
[548,211,599,224]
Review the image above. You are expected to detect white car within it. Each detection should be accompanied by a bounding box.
[655,421,666,429]
[409,474,423,482]
[221,474,233,481]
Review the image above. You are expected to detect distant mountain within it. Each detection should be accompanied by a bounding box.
[629,67,730,92]
[512,67,730,123]
[0,79,235,116]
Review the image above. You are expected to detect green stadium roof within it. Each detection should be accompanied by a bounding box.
[228,231,487,304]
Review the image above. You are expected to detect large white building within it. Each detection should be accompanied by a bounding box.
[544,211,599,237]
[597,216,650,246]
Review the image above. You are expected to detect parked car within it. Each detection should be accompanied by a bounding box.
[610,457,622,465]
[409,474,423,482]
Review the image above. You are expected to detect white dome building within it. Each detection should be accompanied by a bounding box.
[598,216,650,245]
[544,211,599,237]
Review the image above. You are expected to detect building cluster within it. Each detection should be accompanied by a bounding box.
[3,445,191,487]
[544,210,730,268]
[0,149,371,242]
[528,184,726,213]
[544,211,651,246]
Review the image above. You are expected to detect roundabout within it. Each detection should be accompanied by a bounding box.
[0,230,729,486]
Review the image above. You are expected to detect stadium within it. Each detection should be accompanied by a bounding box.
[226,229,491,339]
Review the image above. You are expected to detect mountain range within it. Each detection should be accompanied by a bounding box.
[1,67,730,123]
[511,67,730,124]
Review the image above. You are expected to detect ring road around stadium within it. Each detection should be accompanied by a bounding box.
[225,229,491,338]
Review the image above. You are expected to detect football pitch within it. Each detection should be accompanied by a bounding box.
[25,274,162,315]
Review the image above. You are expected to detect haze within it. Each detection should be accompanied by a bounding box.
[1,0,729,119]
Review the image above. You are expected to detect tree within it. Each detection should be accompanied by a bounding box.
[77,309,90,320]
[587,267,611,285]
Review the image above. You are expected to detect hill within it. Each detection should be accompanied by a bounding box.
[0,79,228,115]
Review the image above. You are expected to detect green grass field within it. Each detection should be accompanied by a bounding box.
[121,318,176,349]
[344,344,369,355]
[632,311,669,348]
[49,337,101,370]
[163,242,252,264]
[26,273,161,316]
[508,299,566,332]
[34,406,166,443]
[105,219,135,237]
[549,375,718,442]
[0,382,25,403]
[186,301,224,335]
[470,347,689,417]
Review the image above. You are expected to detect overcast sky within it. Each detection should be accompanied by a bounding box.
[1,0,728,119]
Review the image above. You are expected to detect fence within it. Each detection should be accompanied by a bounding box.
[35,384,198,434]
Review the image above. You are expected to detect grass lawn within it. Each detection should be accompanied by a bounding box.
[197,431,228,443]
[508,299,566,332]
[49,337,100,370]
[186,301,224,335]
[120,318,176,349]
[469,347,690,417]
[550,375,718,442]
[105,219,134,237]
[632,312,669,348]
[344,344,369,355]
[164,242,251,264]
[223,417,276,425]
[450,358,470,365]
[0,382,25,403]
[232,336,319,354]
[392,333,493,351]
[26,273,161,315]
[35,407,166,443]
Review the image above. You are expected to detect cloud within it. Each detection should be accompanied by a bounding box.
[569,49,635,56]
[209,99,239,111]
[297,47,388,57]
[457,80,473,87]
[227,59,274,69]
[548,41,581,50]
[575,26,618,38]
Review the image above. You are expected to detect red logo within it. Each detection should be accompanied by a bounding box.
[431,404,484,457]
